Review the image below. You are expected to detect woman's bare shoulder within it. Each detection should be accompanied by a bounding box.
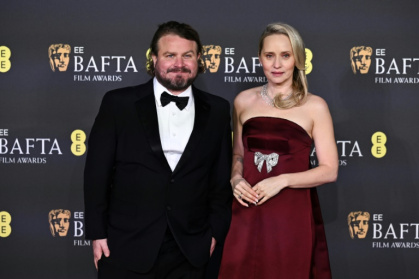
[234,86,261,109]
[304,92,330,111]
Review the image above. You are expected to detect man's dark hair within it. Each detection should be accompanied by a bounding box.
[146,21,205,75]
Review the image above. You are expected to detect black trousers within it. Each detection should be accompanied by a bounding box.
[98,231,206,279]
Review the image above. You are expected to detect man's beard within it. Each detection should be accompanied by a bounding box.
[155,65,197,92]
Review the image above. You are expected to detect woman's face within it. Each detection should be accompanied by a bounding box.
[259,34,295,86]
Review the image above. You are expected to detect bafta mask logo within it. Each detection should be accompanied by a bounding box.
[48,44,71,72]
[348,211,370,239]
[203,45,222,73]
[350,46,372,74]
[49,209,71,237]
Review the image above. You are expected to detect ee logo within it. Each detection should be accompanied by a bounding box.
[0,46,11,73]
[0,211,12,237]
[371,131,387,158]
[305,48,313,75]
[71,130,86,156]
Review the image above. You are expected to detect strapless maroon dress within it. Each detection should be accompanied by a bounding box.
[218,117,332,279]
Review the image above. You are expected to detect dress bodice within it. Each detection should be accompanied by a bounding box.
[242,117,313,185]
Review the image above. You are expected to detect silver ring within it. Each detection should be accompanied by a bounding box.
[239,193,242,199]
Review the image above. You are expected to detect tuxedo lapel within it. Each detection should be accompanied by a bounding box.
[135,85,169,168]
[173,88,210,175]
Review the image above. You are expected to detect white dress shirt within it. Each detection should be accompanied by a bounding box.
[153,78,195,171]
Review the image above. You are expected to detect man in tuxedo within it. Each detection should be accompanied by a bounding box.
[84,21,232,279]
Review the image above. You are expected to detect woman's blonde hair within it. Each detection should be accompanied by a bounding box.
[258,23,308,109]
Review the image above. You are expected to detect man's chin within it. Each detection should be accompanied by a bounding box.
[167,83,190,92]
[157,76,195,92]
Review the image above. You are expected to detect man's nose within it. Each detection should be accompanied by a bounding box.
[174,56,184,66]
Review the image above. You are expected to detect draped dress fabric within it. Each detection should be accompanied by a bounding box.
[219,117,332,279]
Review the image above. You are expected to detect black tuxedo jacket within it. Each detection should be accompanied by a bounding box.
[84,79,232,273]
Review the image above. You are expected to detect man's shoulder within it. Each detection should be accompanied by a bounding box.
[194,87,230,108]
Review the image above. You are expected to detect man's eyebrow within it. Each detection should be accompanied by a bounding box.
[182,50,195,55]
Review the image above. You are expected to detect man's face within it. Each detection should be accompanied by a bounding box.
[52,47,70,71]
[354,50,371,74]
[52,213,70,236]
[352,215,369,239]
[204,48,221,73]
[152,34,199,94]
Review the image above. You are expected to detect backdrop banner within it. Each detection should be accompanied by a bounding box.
[1,1,419,278]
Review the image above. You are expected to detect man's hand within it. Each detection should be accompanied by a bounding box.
[210,237,217,256]
[92,238,110,270]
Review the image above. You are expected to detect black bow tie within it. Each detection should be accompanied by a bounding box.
[160,91,189,110]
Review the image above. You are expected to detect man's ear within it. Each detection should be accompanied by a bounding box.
[152,54,157,67]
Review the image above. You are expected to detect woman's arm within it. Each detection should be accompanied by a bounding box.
[255,96,338,205]
[230,95,259,207]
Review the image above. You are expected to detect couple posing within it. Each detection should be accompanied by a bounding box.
[84,20,338,279]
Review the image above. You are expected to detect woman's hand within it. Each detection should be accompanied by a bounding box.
[231,178,259,207]
[252,175,287,205]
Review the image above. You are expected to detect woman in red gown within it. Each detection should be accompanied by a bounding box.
[218,23,338,279]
